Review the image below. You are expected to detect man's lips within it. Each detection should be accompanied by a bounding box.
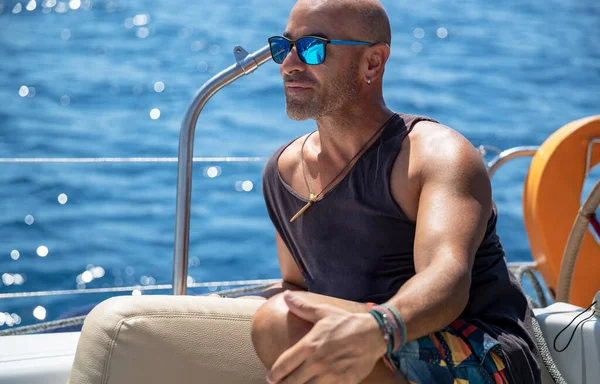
[285,84,313,94]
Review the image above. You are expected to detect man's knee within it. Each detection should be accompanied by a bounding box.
[250,293,312,368]
[251,293,287,342]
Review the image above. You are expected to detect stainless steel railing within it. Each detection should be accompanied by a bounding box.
[173,45,272,295]
[486,146,539,177]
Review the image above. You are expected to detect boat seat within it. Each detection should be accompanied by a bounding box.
[68,295,267,384]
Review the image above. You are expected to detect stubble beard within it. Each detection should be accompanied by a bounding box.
[285,61,360,121]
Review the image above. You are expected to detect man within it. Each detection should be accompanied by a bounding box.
[250,0,541,383]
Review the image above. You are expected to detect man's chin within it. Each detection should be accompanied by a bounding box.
[285,102,318,121]
[286,111,311,121]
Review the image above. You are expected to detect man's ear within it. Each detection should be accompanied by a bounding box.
[364,44,390,82]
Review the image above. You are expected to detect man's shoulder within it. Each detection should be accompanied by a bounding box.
[408,120,486,177]
[263,135,305,186]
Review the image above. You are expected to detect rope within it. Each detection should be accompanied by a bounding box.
[0,282,276,336]
[516,265,567,383]
[0,157,264,163]
[557,179,600,302]
[589,213,600,238]
[529,300,567,384]
[0,278,281,299]
[0,315,87,337]
[515,265,548,308]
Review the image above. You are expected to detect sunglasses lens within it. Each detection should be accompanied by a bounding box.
[269,37,290,64]
[297,38,325,65]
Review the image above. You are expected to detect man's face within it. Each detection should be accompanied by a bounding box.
[280,3,363,121]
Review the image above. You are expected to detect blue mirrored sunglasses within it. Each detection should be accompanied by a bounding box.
[268,35,374,65]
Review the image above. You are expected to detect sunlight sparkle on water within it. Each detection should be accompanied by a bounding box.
[198,62,208,72]
[43,0,57,8]
[27,87,36,97]
[81,271,93,283]
[26,0,37,11]
[58,193,68,204]
[55,1,67,13]
[91,266,105,278]
[414,28,425,39]
[10,250,20,260]
[37,246,49,257]
[205,166,221,178]
[153,81,164,92]
[242,181,254,192]
[191,40,206,51]
[150,108,160,119]
[25,215,34,225]
[60,95,70,106]
[133,14,150,26]
[11,314,22,325]
[13,274,24,285]
[132,289,142,296]
[411,42,423,53]
[2,273,15,286]
[437,28,449,39]
[33,306,47,320]
[140,276,156,285]
[124,18,134,29]
[69,0,80,10]
[137,27,150,39]
[19,86,29,97]
[13,3,22,13]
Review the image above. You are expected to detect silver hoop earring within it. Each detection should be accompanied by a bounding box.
[367,77,371,85]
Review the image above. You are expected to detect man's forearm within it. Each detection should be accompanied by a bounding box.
[385,258,471,343]
[236,280,306,300]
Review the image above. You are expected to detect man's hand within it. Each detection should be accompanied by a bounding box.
[267,291,387,384]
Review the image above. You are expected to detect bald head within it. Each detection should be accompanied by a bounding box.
[291,0,391,45]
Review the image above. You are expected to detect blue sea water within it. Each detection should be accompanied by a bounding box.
[0,0,599,329]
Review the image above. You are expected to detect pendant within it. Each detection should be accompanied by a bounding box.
[289,194,319,223]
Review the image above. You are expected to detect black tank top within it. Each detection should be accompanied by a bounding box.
[262,113,540,383]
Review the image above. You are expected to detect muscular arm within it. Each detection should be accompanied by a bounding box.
[386,126,492,342]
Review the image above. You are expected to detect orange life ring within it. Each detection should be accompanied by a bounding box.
[523,115,600,307]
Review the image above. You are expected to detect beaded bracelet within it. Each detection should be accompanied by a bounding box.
[368,309,395,354]
[367,308,398,371]
[380,304,407,351]
[366,303,407,352]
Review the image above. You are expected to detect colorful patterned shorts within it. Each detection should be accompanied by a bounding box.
[389,319,511,384]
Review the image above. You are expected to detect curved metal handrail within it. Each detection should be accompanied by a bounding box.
[556,179,600,302]
[486,146,539,178]
[173,45,272,295]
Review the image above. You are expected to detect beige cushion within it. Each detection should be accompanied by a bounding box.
[68,295,267,384]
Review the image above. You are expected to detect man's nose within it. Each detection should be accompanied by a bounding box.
[281,46,305,75]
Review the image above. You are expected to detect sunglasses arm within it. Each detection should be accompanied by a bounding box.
[173,44,272,295]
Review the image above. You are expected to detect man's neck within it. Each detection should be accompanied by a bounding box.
[312,101,395,166]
